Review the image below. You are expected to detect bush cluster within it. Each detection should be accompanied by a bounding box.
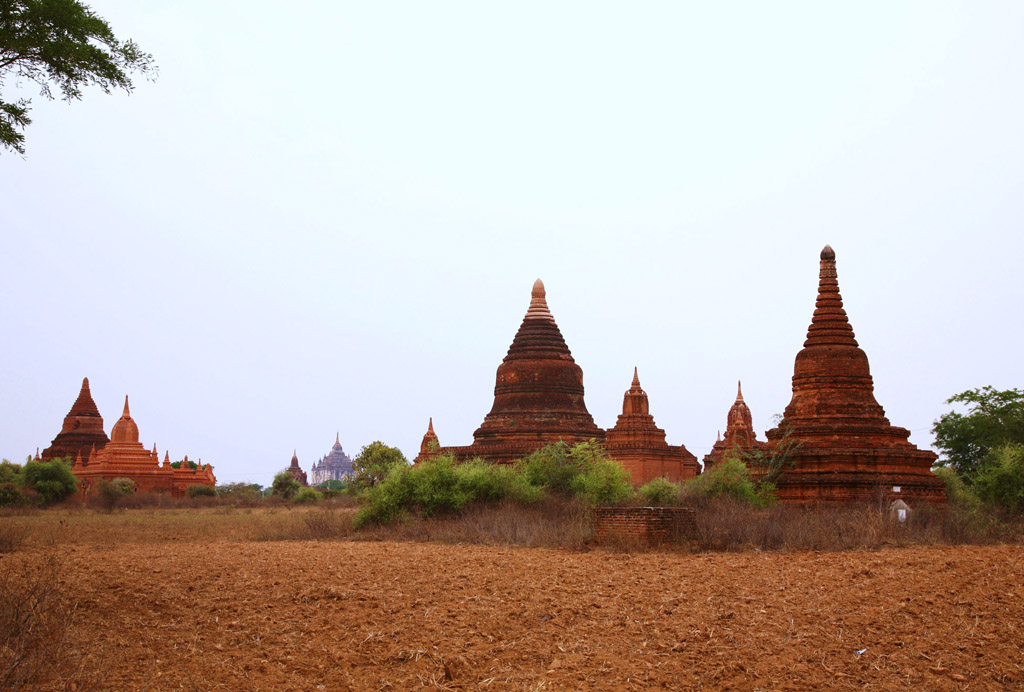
[0,459,77,507]
[354,441,635,528]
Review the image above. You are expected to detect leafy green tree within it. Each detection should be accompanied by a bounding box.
[0,459,23,485]
[972,443,1024,514]
[1,0,155,154]
[170,460,198,469]
[22,458,78,505]
[932,387,1024,481]
[0,460,27,507]
[271,471,300,499]
[352,441,408,488]
[316,479,347,491]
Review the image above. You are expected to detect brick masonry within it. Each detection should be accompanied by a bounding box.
[593,507,697,544]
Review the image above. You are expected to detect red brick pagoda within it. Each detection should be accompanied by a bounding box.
[703,381,767,470]
[285,450,308,486]
[605,368,700,484]
[428,279,606,464]
[40,377,109,465]
[41,382,216,498]
[414,418,439,463]
[765,246,945,504]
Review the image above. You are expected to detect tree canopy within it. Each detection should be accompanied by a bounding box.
[932,387,1024,480]
[352,441,408,488]
[1,0,155,154]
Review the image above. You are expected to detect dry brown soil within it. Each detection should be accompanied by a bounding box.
[26,538,1024,691]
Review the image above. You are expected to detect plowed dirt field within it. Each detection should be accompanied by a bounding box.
[29,540,1024,691]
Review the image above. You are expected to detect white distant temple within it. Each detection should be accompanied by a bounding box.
[309,433,355,485]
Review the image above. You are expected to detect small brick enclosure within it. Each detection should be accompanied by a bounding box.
[593,507,697,545]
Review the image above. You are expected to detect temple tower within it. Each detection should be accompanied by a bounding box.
[414,418,440,463]
[41,377,110,464]
[449,279,604,463]
[703,381,766,469]
[605,368,700,484]
[286,450,308,486]
[765,246,944,504]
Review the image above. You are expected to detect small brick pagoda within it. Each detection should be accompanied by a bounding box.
[309,433,355,485]
[285,450,308,486]
[40,378,109,465]
[703,381,767,470]
[72,395,216,497]
[605,368,700,484]
[416,418,439,460]
[423,279,606,464]
[764,246,945,504]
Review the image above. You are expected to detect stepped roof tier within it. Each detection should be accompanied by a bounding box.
[310,433,354,484]
[440,279,605,464]
[605,368,700,485]
[765,246,944,504]
[286,450,308,486]
[74,395,215,497]
[703,381,767,469]
[40,377,109,465]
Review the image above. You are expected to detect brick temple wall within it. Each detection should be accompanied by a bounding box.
[593,507,697,544]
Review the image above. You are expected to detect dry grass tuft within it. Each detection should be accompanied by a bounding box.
[0,554,88,691]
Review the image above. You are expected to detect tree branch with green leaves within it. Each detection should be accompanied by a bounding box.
[0,0,155,154]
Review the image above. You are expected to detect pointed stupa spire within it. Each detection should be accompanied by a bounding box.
[122,395,130,416]
[804,244,858,348]
[736,380,744,401]
[427,417,435,434]
[632,367,641,389]
[335,432,340,445]
[524,278,555,322]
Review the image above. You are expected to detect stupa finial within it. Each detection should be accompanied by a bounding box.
[122,395,130,417]
[737,380,744,401]
[525,278,554,321]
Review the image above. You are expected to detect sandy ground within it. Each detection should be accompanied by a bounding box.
[28,540,1023,691]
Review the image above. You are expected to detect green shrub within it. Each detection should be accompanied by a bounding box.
[456,459,542,505]
[186,484,217,498]
[271,471,301,499]
[973,443,1024,514]
[570,459,633,506]
[94,478,135,511]
[0,483,26,507]
[293,486,323,504]
[353,463,414,528]
[517,442,580,494]
[933,465,981,510]
[354,454,545,528]
[638,477,682,506]
[22,459,78,505]
[684,457,775,508]
[0,460,23,486]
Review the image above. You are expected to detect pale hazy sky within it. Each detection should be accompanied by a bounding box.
[2,2,1022,486]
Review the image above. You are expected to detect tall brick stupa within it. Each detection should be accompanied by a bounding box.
[765,246,945,504]
[40,377,110,465]
[429,279,605,463]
